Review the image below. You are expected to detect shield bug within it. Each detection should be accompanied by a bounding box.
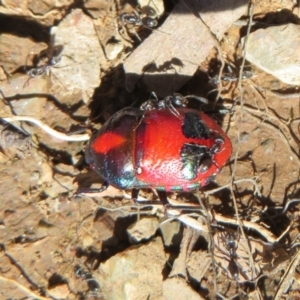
[81,94,232,206]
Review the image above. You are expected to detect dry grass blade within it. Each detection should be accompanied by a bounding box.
[221,2,263,292]
[273,248,300,299]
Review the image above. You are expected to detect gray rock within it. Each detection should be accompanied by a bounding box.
[0,123,32,159]
[51,9,105,102]
[93,208,137,246]
[187,251,211,285]
[124,0,247,97]
[0,73,50,98]
[83,0,113,19]
[0,0,73,26]
[127,216,159,244]
[95,237,166,300]
[169,226,202,279]
[138,0,164,16]
[28,0,54,15]
[159,219,182,247]
[245,24,300,85]
[0,34,47,74]
[163,277,204,300]
[105,42,124,61]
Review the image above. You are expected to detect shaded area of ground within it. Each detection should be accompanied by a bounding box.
[1,0,300,299]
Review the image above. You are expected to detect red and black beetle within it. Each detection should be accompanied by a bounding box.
[82,94,232,206]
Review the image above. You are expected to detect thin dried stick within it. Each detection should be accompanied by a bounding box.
[241,107,300,165]
[189,1,226,106]
[230,182,257,280]
[266,89,300,100]
[230,95,300,165]
[0,275,50,300]
[250,84,300,146]
[237,1,254,107]
[227,1,258,285]
[4,251,42,290]
[204,177,261,197]
[2,116,90,141]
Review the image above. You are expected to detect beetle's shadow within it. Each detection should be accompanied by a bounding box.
[75,207,143,269]
[88,62,226,127]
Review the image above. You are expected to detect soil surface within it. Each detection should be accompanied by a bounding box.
[1,0,300,299]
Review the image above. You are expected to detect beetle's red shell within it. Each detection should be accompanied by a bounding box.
[85,107,231,192]
[135,109,231,190]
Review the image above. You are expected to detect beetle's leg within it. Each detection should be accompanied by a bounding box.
[156,190,171,217]
[156,190,169,206]
[131,28,142,42]
[76,181,109,194]
[131,188,140,203]
[133,189,169,209]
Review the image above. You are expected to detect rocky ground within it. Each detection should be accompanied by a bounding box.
[1,0,300,299]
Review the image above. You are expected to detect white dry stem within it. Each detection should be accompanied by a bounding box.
[2,116,90,142]
[282,198,300,214]
[204,177,261,197]
[213,213,291,245]
[160,214,209,232]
